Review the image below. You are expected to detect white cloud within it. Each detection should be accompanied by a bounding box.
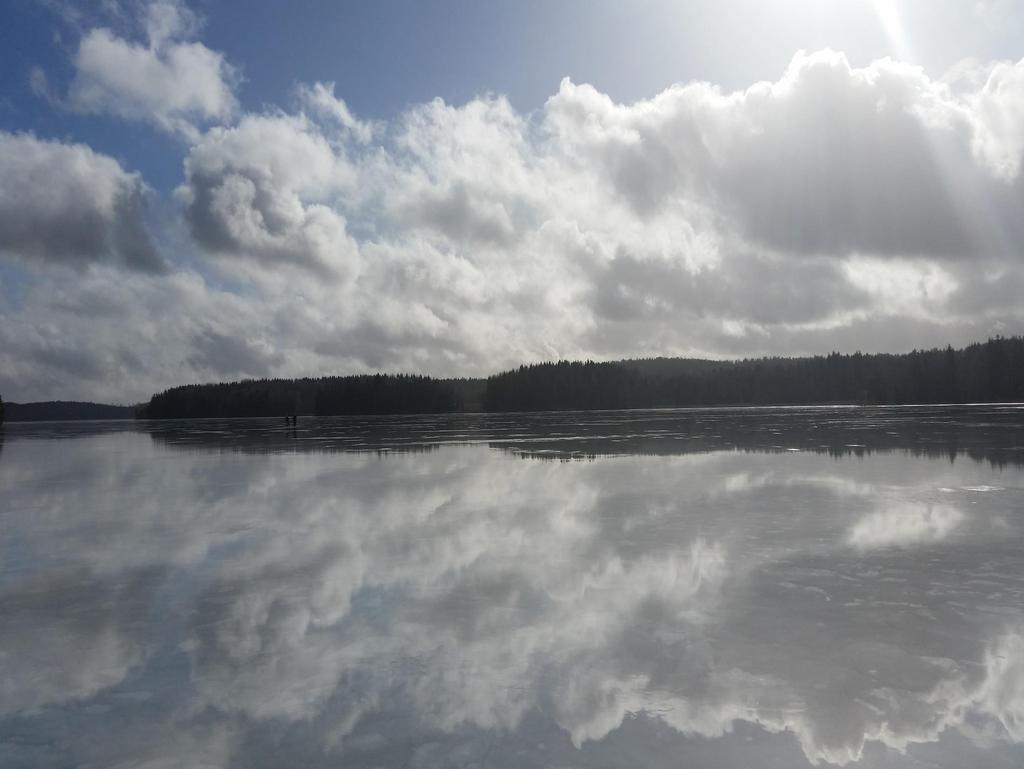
[968,58,1024,179]
[177,112,359,279]
[64,0,238,138]
[297,81,375,144]
[543,51,1014,259]
[8,47,1024,399]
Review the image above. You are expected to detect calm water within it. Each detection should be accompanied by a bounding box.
[2,406,1024,768]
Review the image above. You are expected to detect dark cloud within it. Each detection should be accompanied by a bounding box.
[0,132,164,272]
[187,328,284,378]
[593,247,869,325]
[718,54,981,258]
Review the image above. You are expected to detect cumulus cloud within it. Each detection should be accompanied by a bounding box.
[8,47,1024,399]
[0,132,162,272]
[177,111,359,279]
[542,51,1024,260]
[968,58,1024,179]
[0,267,291,402]
[297,81,375,144]
[63,0,238,138]
[172,51,1024,378]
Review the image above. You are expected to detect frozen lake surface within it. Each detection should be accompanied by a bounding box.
[2,405,1024,768]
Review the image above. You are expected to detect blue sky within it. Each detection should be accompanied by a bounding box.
[8,0,1021,191]
[2,0,1024,401]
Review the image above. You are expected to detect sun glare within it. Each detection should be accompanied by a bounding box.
[872,0,911,60]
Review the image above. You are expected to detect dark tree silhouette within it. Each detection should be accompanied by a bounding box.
[2,401,136,421]
[138,374,468,419]
[482,337,1024,412]
[136,337,1024,418]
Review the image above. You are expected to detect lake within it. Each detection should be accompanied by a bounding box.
[1,405,1023,768]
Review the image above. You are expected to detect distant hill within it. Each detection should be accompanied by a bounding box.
[4,401,137,421]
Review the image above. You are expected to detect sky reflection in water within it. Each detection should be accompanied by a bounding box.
[1,406,1024,768]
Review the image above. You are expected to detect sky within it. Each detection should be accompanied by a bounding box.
[1,0,1024,403]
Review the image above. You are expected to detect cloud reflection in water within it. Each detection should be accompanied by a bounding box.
[848,502,965,549]
[0,410,1023,768]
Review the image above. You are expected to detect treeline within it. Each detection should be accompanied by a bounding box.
[136,337,1024,419]
[139,374,477,419]
[2,401,137,421]
[483,337,1024,411]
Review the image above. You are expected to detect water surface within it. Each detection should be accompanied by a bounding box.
[2,406,1024,768]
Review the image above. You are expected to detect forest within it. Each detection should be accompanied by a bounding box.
[484,337,1024,411]
[138,374,477,418]
[133,336,1024,418]
[0,401,136,421]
